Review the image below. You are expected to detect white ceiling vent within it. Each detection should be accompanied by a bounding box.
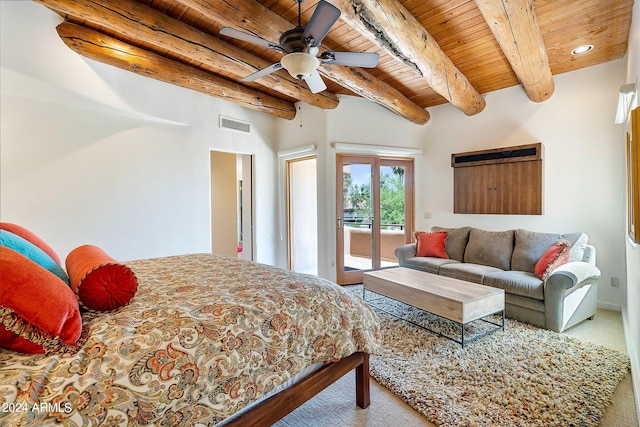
[219,115,251,134]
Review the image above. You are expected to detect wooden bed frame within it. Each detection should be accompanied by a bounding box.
[225,352,370,426]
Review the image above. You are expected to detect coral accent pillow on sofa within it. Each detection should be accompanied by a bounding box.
[66,245,138,312]
[414,231,448,258]
[535,240,571,280]
[0,247,82,354]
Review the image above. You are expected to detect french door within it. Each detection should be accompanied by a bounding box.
[336,155,414,284]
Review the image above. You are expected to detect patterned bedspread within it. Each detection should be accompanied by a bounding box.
[0,253,381,426]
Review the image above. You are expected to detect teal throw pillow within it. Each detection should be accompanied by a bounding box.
[0,229,70,285]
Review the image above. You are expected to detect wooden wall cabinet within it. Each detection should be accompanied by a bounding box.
[452,143,543,215]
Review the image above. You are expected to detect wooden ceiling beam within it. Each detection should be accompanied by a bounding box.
[34,0,339,110]
[55,22,296,120]
[328,0,486,116]
[474,0,554,102]
[178,0,430,125]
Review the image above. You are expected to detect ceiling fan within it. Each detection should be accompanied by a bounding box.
[219,0,379,94]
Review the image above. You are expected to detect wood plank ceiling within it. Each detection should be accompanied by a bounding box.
[35,0,634,124]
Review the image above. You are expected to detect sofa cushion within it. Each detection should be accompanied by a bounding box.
[512,229,560,273]
[431,226,471,262]
[439,263,503,284]
[483,270,544,300]
[463,228,514,270]
[405,257,459,274]
[511,229,586,272]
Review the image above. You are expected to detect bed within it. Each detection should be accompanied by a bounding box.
[0,253,381,426]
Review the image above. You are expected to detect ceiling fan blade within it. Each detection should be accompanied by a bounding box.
[302,1,341,47]
[242,63,283,82]
[303,70,327,93]
[220,27,282,51]
[321,51,380,68]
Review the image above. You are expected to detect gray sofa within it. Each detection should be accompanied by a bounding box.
[394,226,601,332]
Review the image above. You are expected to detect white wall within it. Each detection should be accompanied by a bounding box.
[1,1,281,264]
[277,102,328,273]
[623,0,640,419]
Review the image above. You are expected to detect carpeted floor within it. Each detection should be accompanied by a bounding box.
[274,287,637,427]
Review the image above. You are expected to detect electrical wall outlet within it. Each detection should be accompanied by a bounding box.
[611,277,620,288]
[424,212,432,219]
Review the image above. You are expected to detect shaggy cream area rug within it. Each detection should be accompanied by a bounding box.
[355,287,630,427]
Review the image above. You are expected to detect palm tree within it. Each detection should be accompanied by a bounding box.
[391,166,405,179]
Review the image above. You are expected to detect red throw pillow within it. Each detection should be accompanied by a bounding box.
[0,247,82,354]
[66,245,138,312]
[0,222,62,265]
[535,239,571,280]
[414,231,448,258]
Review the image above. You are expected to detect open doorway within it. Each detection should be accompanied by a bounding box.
[210,151,253,260]
[286,156,318,275]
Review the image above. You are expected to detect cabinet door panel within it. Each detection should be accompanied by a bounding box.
[454,166,493,214]
[493,161,542,214]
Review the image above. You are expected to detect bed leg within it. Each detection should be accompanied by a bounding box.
[355,352,370,408]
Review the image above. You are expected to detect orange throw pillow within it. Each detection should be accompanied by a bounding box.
[414,231,448,258]
[66,245,138,312]
[0,247,82,354]
[535,240,571,280]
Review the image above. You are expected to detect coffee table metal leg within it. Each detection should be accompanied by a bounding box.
[363,288,504,347]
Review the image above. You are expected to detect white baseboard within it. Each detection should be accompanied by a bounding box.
[597,302,622,312]
[621,307,640,424]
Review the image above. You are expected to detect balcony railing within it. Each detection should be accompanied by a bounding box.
[344,221,405,230]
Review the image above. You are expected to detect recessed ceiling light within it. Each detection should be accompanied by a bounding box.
[571,45,594,55]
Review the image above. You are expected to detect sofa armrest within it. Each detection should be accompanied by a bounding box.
[547,262,601,289]
[544,261,601,332]
[394,244,416,266]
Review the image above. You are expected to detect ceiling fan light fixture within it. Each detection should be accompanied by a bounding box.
[280,52,320,80]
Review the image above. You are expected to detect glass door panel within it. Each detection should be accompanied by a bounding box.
[379,163,408,268]
[342,161,374,275]
[336,155,413,285]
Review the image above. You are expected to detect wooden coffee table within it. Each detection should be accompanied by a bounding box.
[363,267,505,347]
